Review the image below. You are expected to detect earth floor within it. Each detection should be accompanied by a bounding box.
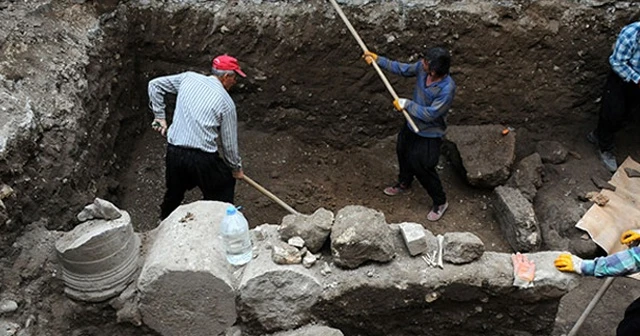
[113,115,640,336]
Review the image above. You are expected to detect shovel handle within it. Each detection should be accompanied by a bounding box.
[327,0,420,133]
[242,175,300,215]
[567,277,615,336]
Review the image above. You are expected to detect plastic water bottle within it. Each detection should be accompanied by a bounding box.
[220,205,252,266]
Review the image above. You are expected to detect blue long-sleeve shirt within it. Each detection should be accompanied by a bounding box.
[609,22,640,84]
[581,246,640,277]
[376,56,456,138]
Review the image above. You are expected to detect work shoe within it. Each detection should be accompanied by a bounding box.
[599,150,618,173]
[383,182,411,196]
[427,202,449,222]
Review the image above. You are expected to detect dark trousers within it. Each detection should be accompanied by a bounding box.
[396,124,446,206]
[595,69,640,152]
[160,144,236,219]
[617,296,640,336]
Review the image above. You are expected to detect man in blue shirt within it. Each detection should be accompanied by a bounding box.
[555,229,640,335]
[363,48,456,221]
[588,21,640,173]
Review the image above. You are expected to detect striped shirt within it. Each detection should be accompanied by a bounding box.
[376,56,456,138]
[581,246,640,277]
[610,21,640,84]
[148,71,242,170]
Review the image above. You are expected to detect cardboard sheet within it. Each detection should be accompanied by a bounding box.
[576,157,640,279]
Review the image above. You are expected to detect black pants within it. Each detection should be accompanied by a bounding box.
[396,124,446,206]
[595,69,640,152]
[617,296,640,336]
[160,144,236,219]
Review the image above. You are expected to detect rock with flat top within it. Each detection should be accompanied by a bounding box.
[137,201,237,336]
[444,125,516,188]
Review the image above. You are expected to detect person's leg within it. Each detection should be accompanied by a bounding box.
[396,124,415,186]
[622,76,640,121]
[596,70,628,152]
[384,124,415,196]
[616,296,640,336]
[160,145,195,219]
[197,151,236,204]
[412,137,446,207]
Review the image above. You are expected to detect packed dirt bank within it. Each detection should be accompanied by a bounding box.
[1,0,640,335]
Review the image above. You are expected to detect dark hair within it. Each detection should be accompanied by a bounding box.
[424,47,451,77]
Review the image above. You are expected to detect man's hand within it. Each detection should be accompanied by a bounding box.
[393,98,409,112]
[554,253,583,274]
[233,169,244,180]
[620,229,640,246]
[151,118,168,137]
[362,50,378,65]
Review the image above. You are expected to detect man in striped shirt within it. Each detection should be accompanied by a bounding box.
[589,20,640,173]
[148,54,246,219]
[555,229,640,335]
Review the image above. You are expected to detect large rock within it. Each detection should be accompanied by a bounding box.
[0,89,37,161]
[313,247,579,336]
[506,153,544,202]
[137,201,238,336]
[55,210,140,302]
[534,185,596,257]
[536,141,568,164]
[238,225,322,333]
[442,232,485,264]
[493,186,541,252]
[279,208,334,253]
[444,125,516,188]
[330,205,396,269]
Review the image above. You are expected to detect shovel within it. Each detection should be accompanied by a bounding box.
[242,175,301,216]
[327,0,420,133]
[567,277,615,336]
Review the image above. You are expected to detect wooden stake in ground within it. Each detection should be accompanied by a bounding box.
[327,0,420,133]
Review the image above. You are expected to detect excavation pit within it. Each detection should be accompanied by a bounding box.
[1,1,640,335]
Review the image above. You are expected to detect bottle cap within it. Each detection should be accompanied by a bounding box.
[226,206,237,215]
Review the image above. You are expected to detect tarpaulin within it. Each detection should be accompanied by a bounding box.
[576,156,640,280]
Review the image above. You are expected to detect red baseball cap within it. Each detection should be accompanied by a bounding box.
[212,54,246,78]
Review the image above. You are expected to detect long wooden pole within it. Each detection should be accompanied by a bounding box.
[327,0,420,133]
[567,277,615,336]
[242,175,300,215]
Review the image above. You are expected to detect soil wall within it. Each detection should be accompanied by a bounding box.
[1,0,638,249]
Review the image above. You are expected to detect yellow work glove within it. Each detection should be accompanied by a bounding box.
[620,229,640,247]
[393,98,409,112]
[554,253,583,274]
[362,50,378,65]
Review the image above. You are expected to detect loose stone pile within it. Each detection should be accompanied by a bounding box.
[97,200,580,336]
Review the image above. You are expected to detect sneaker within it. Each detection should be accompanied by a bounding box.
[427,202,449,222]
[587,131,598,146]
[383,182,410,196]
[599,150,618,173]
